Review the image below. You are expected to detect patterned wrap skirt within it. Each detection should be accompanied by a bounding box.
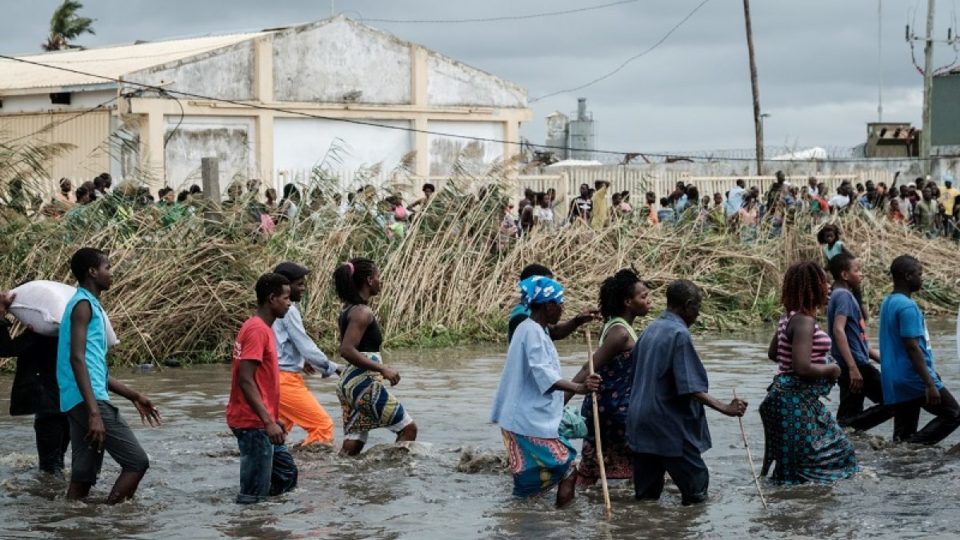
[578,350,634,486]
[336,353,408,435]
[759,374,859,485]
[501,429,577,497]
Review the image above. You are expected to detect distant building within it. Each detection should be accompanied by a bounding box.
[542,98,596,162]
[932,70,960,156]
[864,122,918,158]
[0,16,531,191]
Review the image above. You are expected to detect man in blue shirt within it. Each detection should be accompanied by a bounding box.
[827,254,893,431]
[879,255,960,444]
[272,262,340,447]
[725,179,747,219]
[626,280,747,505]
[58,248,162,503]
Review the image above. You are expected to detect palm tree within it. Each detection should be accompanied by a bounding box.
[42,0,95,52]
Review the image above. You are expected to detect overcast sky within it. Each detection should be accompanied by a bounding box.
[3,0,957,154]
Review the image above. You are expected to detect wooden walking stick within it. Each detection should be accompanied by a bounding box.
[585,330,613,518]
[734,388,767,509]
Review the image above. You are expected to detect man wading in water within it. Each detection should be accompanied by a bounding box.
[227,273,298,503]
[272,262,341,447]
[58,248,161,503]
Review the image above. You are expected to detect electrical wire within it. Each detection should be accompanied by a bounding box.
[363,1,637,24]
[530,0,712,102]
[0,52,942,164]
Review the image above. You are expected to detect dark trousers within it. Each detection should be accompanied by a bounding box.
[892,387,960,445]
[232,428,298,504]
[632,445,709,506]
[837,362,895,432]
[34,412,70,475]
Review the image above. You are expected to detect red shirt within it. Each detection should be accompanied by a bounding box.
[226,316,280,429]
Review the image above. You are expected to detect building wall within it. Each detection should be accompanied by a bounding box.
[272,19,412,104]
[163,116,256,191]
[426,54,526,108]
[427,120,504,176]
[0,89,117,114]
[273,117,412,189]
[127,42,256,101]
[932,74,960,149]
[0,109,111,190]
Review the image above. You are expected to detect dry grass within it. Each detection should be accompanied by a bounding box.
[0,183,957,367]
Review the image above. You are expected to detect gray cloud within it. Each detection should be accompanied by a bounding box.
[2,0,955,154]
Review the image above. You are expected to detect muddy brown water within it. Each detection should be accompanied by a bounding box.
[0,320,957,539]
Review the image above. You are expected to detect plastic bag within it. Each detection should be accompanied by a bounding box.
[9,280,119,345]
[558,404,588,440]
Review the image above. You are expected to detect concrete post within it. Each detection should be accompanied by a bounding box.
[201,157,221,203]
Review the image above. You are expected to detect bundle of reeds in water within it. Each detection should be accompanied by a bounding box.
[0,181,956,368]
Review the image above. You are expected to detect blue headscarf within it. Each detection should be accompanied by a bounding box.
[518,276,565,306]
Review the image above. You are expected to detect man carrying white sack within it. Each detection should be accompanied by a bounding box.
[0,289,70,477]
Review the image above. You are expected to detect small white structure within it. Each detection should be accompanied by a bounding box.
[0,16,531,191]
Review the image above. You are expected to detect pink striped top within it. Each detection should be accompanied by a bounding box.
[777,311,831,375]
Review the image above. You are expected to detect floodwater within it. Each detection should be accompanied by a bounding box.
[0,320,957,540]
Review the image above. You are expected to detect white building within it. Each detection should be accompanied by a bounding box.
[0,16,531,192]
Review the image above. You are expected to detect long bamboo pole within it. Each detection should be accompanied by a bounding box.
[585,330,612,517]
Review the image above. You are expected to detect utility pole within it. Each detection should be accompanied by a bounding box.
[742,0,763,176]
[878,0,883,122]
[920,0,936,172]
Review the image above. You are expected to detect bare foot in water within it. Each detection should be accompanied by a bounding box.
[556,468,577,507]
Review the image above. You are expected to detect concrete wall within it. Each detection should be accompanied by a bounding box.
[273,117,412,188]
[163,116,256,190]
[127,42,256,101]
[428,120,504,176]
[426,54,526,108]
[272,19,411,105]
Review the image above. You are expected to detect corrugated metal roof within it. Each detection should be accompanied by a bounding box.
[0,32,265,93]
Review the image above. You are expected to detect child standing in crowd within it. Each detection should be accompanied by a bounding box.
[827,254,893,431]
[879,256,960,444]
[759,261,858,485]
[58,248,161,503]
[656,197,675,224]
[335,258,417,456]
[626,280,747,505]
[491,275,601,506]
[533,192,555,231]
[226,273,298,504]
[817,224,846,262]
[271,262,340,447]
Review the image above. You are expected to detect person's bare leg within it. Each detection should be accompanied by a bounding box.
[395,423,418,443]
[106,471,145,504]
[66,481,93,500]
[340,439,365,457]
[556,469,577,508]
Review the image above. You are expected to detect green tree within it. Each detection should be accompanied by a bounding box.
[42,0,95,52]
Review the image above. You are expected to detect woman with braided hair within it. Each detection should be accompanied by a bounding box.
[569,269,651,486]
[334,258,417,456]
[759,261,858,485]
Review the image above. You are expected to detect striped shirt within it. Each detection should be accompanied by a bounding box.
[777,311,831,375]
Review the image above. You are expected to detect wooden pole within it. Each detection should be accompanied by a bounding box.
[734,388,767,509]
[920,0,936,174]
[742,0,764,176]
[585,330,612,518]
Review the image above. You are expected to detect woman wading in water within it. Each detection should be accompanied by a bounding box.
[491,275,601,506]
[334,258,417,456]
[569,268,650,486]
[759,261,858,484]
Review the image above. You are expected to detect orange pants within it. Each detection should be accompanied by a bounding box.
[278,371,335,446]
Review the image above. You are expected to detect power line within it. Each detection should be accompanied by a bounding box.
[530,0,713,102]
[0,52,944,164]
[363,0,637,24]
